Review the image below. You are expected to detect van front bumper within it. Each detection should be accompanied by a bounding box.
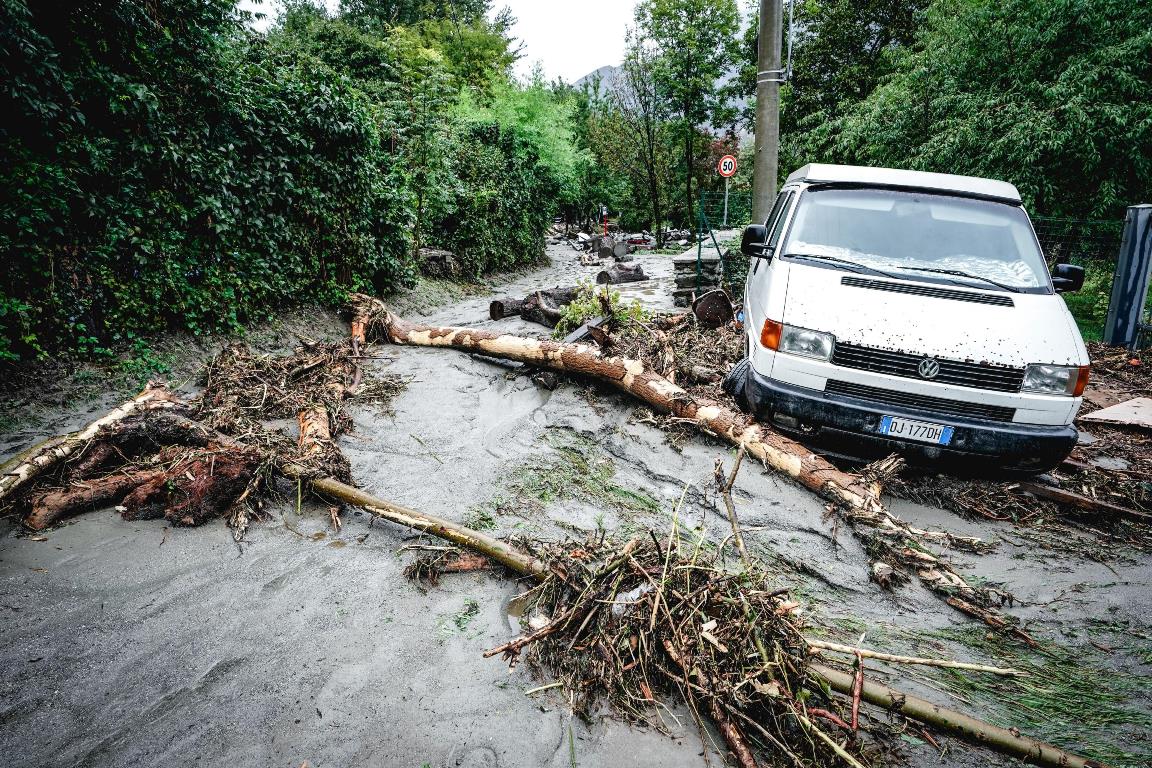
[742,368,1077,473]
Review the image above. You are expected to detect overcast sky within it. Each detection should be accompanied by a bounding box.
[497,1,640,83]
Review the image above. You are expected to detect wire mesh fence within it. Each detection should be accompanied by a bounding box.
[1032,215,1125,342]
[699,190,753,229]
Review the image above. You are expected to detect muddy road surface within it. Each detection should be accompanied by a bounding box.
[2,242,1150,768]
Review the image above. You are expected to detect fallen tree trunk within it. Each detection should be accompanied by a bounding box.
[349,296,1026,634]
[0,384,184,507]
[354,295,889,519]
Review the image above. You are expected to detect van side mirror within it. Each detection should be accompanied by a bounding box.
[1052,263,1085,293]
[741,224,771,259]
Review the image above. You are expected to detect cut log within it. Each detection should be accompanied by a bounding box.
[692,289,735,329]
[0,384,185,507]
[418,247,459,278]
[598,236,617,260]
[490,286,580,322]
[595,264,648,285]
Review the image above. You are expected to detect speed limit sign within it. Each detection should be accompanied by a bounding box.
[717,154,738,178]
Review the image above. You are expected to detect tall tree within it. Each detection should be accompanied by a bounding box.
[634,0,739,226]
[728,0,927,178]
[608,39,676,244]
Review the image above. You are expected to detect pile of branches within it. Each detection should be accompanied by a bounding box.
[6,340,405,534]
[611,314,746,400]
[490,533,883,768]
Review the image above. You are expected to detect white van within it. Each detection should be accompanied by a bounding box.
[730,164,1090,473]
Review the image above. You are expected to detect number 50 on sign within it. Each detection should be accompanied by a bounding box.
[717,155,737,178]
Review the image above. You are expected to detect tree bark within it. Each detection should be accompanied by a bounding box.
[0,384,184,507]
[25,468,169,531]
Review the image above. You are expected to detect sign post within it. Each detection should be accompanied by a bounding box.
[717,154,738,227]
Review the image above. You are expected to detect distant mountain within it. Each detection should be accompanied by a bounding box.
[573,65,620,94]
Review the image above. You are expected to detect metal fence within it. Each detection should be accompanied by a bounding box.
[1032,216,1124,267]
[1031,215,1127,342]
[699,190,753,229]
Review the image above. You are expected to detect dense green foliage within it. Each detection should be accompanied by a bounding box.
[769,0,1151,219]
[0,0,581,360]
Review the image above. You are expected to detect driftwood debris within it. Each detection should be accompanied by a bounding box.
[350,296,1030,641]
[1017,480,1152,523]
[0,384,184,504]
[0,322,1107,768]
[596,263,647,285]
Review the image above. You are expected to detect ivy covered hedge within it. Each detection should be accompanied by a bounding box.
[0,1,566,360]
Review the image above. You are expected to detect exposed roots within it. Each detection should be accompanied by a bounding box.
[13,339,406,534]
[24,412,268,531]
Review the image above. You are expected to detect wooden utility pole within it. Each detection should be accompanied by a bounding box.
[752,0,783,223]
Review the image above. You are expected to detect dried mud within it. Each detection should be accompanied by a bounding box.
[1,242,1149,768]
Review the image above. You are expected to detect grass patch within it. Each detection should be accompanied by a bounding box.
[917,626,1152,767]
[505,428,662,517]
[436,598,481,641]
[462,505,499,531]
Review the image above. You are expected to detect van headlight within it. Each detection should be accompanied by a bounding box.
[778,325,835,361]
[1022,364,1090,396]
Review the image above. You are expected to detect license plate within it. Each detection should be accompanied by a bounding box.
[879,416,954,446]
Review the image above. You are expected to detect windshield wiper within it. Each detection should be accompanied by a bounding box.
[783,253,901,280]
[892,266,1023,294]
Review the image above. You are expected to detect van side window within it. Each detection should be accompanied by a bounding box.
[763,191,789,233]
[767,191,794,248]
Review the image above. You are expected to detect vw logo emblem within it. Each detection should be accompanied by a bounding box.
[918,358,941,379]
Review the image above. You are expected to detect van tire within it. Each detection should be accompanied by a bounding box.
[723,357,752,413]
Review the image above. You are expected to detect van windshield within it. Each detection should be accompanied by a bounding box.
[780,187,1051,292]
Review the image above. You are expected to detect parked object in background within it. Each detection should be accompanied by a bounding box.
[732,164,1091,474]
[1103,205,1152,351]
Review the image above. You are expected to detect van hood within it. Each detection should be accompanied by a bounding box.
[780,263,1087,367]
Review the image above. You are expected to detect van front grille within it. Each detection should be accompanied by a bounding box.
[824,380,1017,422]
[831,342,1025,392]
[841,276,1015,307]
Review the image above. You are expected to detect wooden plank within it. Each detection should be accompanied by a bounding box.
[560,315,607,344]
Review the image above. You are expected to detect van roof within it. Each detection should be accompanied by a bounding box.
[785,163,1022,203]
